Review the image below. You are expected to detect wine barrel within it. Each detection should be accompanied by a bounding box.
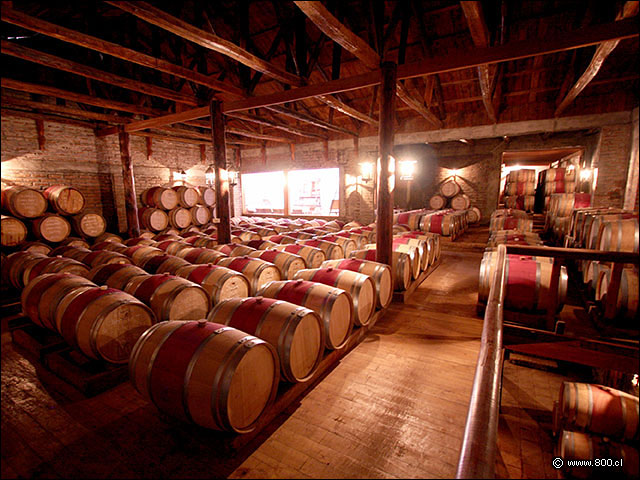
[172,186,199,208]
[23,255,90,286]
[298,239,344,260]
[293,267,375,327]
[559,382,639,441]
[451,193,471,211]
[263,234,297,245]
[60,236,90,249]
[545,167,576,182]
[139,207,169,232]
[585,212,636,250]
[156,226,182,237]
[208,297,324,383]
[1,186,47,219]
[154,240,193,256]
[393,211,426,231]
[141,186,178,210]
[122,245,165,267]
[396,231,440,264]
[273,244,326,269]
[153,233,182,242]
[504,195,535,212]
[187,236,219,249]
[90,240,127,252]
[343,221,362,229]
[81,249,132,268]
[440,180,461,198]
[189,205,211,225]
[139,254,191,275]
[177,247,227,265]
[257,279,353,350]
[214,243,257,257]
[124,273,210,322]
[248,249,306,280]
[20,241,53,255]
[71,212,107,238]
[32,214,71,243]
[196,186,216,207]
[595,267,638,321]
[349,249,411,291]
[558,430,638,479]
[322,220,344,231]
[55,285,155,363]
[243,240,278,250]
[393,237,429,270]
[129,320,278,433]
[489,216,533,233]
[478,252,567,312]
[181,225,201,236]
[93,232,124,245]
[215,256,281,295]
[466,207,482,224]
[1,215,27,247]
[420,213,457,236]
[43,185,85,215]
[596,217,639,253]
[429,194,447,210]
[175,264,250,306]
[504,182,535,196]
[321,258,392,309]
[124,236,156,247]
[49,245,92,262]
[317,235,357,257]
[21,272,96,330]
[168,207,192,229]
[507,169,536,183]
[582,260,609,291]
[2,251,47,289]
[87,263,148,290]
[544,180,576,195]
[491,208,529,220]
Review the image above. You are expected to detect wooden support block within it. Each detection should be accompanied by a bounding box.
[42,348,129,397]
[11,323,67,361]
[392,257,441,303]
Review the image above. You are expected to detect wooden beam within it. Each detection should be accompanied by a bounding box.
[108,1,302,86]
[315,95,379,126]
[1,107,97,128]
[118,129,140,238]
[295,0,442,127]
[265,104,358,137]
[225,127,292,143]
[0,7,244,98]
[460,1,496,122]
[210,100,231,244]
[1,40,199,106]
[225,111,328,139]
[376,62,396,268]
[90,17,639,134]
[35,119,45,150]
[147,137,153,161]
[555,1,639,117]
[119,106,210,134]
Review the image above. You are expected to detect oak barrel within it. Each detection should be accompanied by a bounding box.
[20,241,53,255]
[596,217,639,253]
[451,193,471,211]
[293,267,375,327]
[1,186,47,219]
[429,194,447,210]
[189,205,211,225]
[139,253,191,275]
[2,251,47,289]
[317,235,357,257]
[298,239,344,259]
[43,185,85,215]
[440,180,461,198]
[32,214,71,243]
[177,247,227,265]
[1,215,27,247]
[595,267,638,321]
[172,186,199,208]
[208,297,324,383]
[349,249,411,291]
[257,279,353,350]
[215,256,281,295]
[175,264,250,306]
[138,207,169,232]
[214,243,257,257]
[129,320,278,433]
[168,207,192,229]
[23,255,90,286]
[71,212,107,238]
[321,258,392,309]
[248,249,306,280]
[196,186,216,207]
[141,186,178,210]
[87,263,148,290]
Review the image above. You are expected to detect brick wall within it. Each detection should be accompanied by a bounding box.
[591,123,633,208]
[623,108,639,211]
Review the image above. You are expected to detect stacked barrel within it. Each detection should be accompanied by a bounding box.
[139,185,215,234]
[537,167,577,213]
[544,192,592,244]
[479,208,568,315]
[391,207,474,240]
[1,184,107,253]
[501,169,536,213]
[428,178,482,225]
[552,382,639,479]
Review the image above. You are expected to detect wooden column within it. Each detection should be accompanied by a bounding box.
[118,128,140,238]
[210,99,231,244]
[376,61,397,267]
[35,119,45,150]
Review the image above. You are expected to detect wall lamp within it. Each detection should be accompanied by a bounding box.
[205,165,215,186]
[359,162,374,183]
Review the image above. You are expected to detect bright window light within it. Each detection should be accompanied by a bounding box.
[288,168,339,216]
[242,171,285,214]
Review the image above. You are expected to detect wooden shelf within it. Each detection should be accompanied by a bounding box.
[392,257,442,303]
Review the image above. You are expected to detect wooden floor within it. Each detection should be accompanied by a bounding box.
[1,231,608,479]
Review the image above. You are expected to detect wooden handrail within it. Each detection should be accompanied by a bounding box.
[456,244,506,479]
[505,245,639,264]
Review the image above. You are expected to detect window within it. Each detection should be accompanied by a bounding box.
[288,168,339,216]
[241,171,285,214]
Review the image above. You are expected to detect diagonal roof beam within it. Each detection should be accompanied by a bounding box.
[555,1,639,117]
[295,0,443,128]
[0,7,244,98]
[225,111,328,139]
[1,40,199,106]
[107,1,302,86]
[106,17,638,134]
[460,1,496,122]
[265,104,358,136]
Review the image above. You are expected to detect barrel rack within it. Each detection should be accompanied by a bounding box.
[392,255,441,303]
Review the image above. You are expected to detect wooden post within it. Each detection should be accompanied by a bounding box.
[199,144,206,164]
[145,136,152,161]
[118,128,140,238]
[376,61,397,267]
[545,257,563,330]
[604,261,624,320]
[35,119,45,150]
[210,100,231,244]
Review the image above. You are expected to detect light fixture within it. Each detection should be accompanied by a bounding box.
[359,162,374,183]
[228,169,238,187]
[451,168,462,178]
[579,168,592,182]
[173,169,187,183]
[205,165,215,185]
[399,160,417,180]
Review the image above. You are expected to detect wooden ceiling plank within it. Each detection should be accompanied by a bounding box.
[226,127,292,143]
[1,40,199,106]
[2,107,97,128]
[1,95,131,123]
[0,7,244,97]
[295,1,442,127]
[225,111,328,139]
[460,1,496,122]
[265,104,358,136]
[107,1,302,86]
[554,1,639,117]
[109,17,638,134]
